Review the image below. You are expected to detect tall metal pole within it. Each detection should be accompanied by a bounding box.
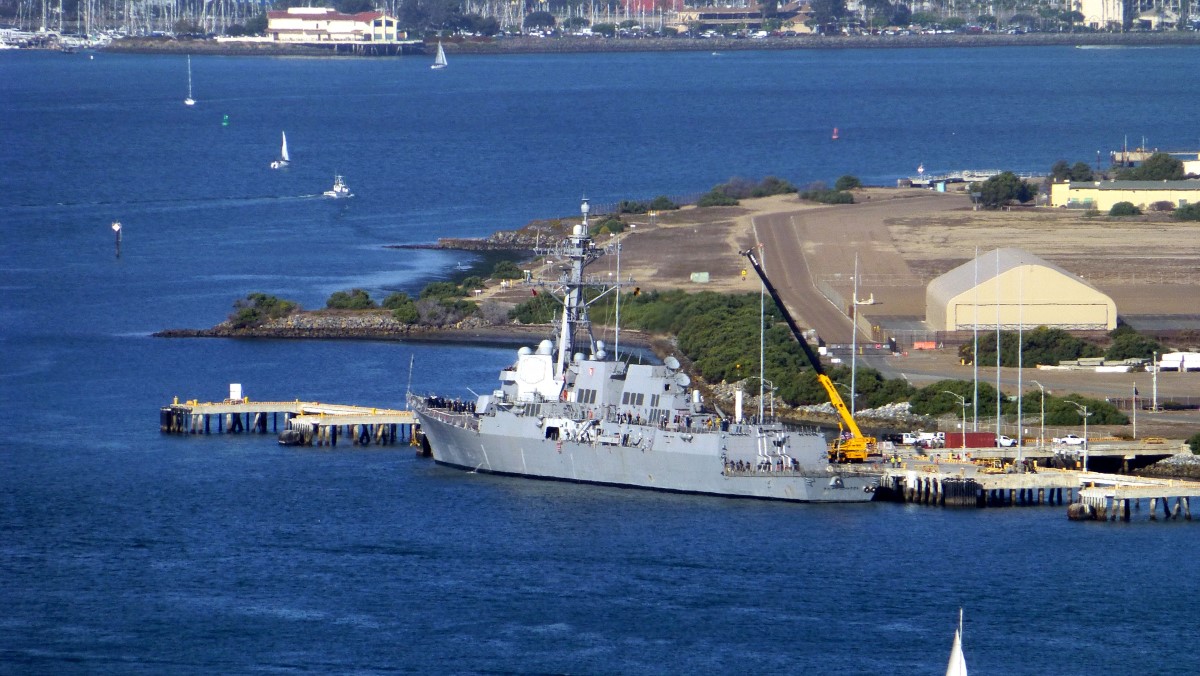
[973,246,978,430]
[614,225,620,361]
[1031,380,1045,449]
[1068,401,1091,472]
[850,253,858,417]
[1016,267,1023,466]
[1132,383,1137,439]
[1152,350,1158,413]
[995,249,1001,438]
[759,274,765,423]
[942,391,968,451]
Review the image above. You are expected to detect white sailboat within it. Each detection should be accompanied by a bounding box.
[431,41,447,70]
[945,609,968,676]
[270,132,290,169]
[184,54,195,107]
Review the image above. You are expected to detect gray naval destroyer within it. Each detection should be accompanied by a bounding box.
[411,199,881,503]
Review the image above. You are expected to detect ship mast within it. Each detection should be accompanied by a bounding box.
[550,198,605,379]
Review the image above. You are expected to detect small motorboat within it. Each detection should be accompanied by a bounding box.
[323,174,352,199]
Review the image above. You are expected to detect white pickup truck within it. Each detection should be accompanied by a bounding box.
[1053,434,1085,446]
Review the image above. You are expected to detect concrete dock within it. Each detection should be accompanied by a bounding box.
[1074,472,1200,522]
[880,461,1079,508]
[160,397,417,447]
[880,457,1200,523]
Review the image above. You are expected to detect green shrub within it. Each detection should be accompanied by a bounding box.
[800,189,855,205]
[696,188,739,207]
[964,327,1102,367]
[228,293,300,328]
[750,176,797,197]
[382,292,419,323]
[590,216,626,237]
[1187,432,1200,454]
[492,260,524,279]
[420,281,463,300]
[648,195,680,211]
[1116,152,1184,181]
[326,288,376,310]
[391,303,419,324]
[382,292,412,310]
[834,175,862,191]
[1173,203,1200,221]
[1108,201,1141,216]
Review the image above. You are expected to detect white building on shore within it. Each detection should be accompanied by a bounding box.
[266,7,404,43]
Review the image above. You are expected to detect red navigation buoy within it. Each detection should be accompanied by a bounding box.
[832,127,839,140]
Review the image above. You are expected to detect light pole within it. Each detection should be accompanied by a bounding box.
[941,391,970,450]
[1067,401,1091,472]
[748,376,776,421]
[1031,380,1045,449]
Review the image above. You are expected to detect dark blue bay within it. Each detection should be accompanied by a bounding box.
[1,47,1198,674]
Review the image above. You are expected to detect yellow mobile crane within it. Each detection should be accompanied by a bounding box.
[741,249,876,463]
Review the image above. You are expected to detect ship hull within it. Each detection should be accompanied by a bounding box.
[417,411,879,504]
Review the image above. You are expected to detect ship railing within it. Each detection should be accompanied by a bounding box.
[422,407,479,432]
[722,465,882,478]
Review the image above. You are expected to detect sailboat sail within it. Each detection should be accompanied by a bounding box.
[945,609,968,676]
[184,55,195,106]
[431,41,447,69]
[271,131,290,169]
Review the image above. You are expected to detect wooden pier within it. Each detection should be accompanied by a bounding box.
[160,397,418,447]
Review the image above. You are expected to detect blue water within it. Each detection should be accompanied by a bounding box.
[2,47,1198,673]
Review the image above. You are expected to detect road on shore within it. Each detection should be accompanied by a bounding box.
[750,192,965,344]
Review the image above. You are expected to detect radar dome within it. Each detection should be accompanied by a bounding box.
[537,340,554,355]
[518,346,533,356]
[664,356,681,370]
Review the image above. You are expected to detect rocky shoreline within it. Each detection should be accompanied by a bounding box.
[102,30,1200,59]
[153,309,659,348]
[1135,453,1200,480]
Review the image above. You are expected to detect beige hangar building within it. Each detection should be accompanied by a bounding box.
[926,248,1117,331]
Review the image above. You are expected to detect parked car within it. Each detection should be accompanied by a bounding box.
[1053,434,1086,446]
[996,435,1017,447]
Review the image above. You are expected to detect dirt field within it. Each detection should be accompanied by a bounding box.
[488,186,1200,340]
[598,187,1200,337]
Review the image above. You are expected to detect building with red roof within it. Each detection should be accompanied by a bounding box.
[266,7,404,43]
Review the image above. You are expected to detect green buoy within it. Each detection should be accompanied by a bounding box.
[222,114,229,127]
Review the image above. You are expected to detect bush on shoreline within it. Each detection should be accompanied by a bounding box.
[228,293,300,329]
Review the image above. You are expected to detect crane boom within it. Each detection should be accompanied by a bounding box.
[741,248,875,462]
